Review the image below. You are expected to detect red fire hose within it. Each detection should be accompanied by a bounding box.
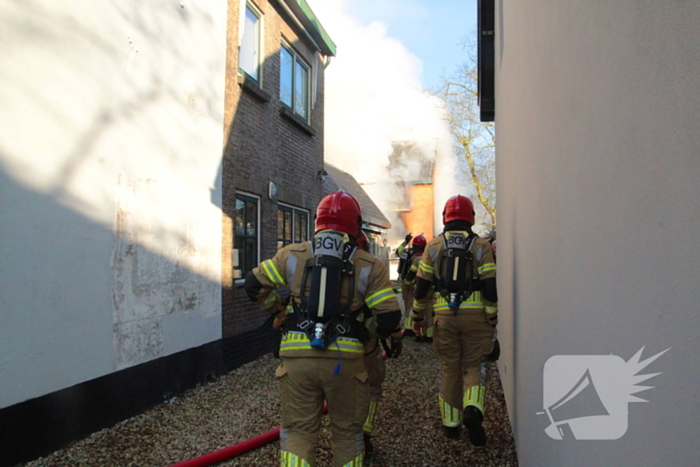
[167,402,328,467]
[167,427,280,467]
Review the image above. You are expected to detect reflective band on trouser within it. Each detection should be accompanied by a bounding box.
[485,306,497,315]
[403,315,413,330]
[281,450,311,467]
[341,453,364,467]
[463,385,486,414]
[261,260,286,286]
[438,394,462,427]
[363,400,378,434]
[418,261,434,275]
[478,261,496,275]
[433,291,484,313]
[280,331,364,355]
[365,288,395,308]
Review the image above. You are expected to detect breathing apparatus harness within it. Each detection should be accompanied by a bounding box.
[289,230,364,350]
[436,230,480,313]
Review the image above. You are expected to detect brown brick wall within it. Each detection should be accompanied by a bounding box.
[222,0,326,338]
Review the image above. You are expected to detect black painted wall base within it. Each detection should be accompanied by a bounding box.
[0,327,275,467]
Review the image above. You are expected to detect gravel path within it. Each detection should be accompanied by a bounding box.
[21,337,518,467]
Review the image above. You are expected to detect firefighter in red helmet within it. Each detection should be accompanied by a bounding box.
[411,195,498,446]
[245,191,401,466]
[398,234,434,342]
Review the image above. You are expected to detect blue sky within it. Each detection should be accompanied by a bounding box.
[342,0,478,90]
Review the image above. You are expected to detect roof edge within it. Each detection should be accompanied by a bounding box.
[282,0,337,56]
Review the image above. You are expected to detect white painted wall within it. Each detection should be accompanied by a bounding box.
[495,1,700,465]
[0,0,226,408]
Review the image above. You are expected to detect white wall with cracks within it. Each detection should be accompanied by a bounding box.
[0,0,226,408]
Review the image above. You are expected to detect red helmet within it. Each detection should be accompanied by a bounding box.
[411,234,427,249]
[315,191,363,237]
[442,195,475,224]
[357,231,370,252]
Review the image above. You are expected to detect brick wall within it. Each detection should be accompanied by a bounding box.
[222,0,326,341]
[399,184,435,241]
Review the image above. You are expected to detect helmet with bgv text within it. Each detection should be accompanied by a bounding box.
[315,191,363,238]
[442,195,475,224]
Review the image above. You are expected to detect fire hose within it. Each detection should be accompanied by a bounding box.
[167,402,328,467]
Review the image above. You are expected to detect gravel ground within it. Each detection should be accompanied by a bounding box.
[21,338,518,467]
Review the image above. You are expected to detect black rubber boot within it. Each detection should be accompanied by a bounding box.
[463,406,487,446]
[443,425,461,439]
[364,432,374,453]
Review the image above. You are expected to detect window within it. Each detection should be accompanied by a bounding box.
[235,193,259,276]
[277,205,309,249]
[240,3,261,81]
[280,43,310,120]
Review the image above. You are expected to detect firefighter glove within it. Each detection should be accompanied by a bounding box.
[272,306,288,329]
[488,338,501,362]
[405,233,413,242]
[412,318,427,337]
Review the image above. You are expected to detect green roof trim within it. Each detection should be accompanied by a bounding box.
[410,180,434,186]
[284,0,337,56]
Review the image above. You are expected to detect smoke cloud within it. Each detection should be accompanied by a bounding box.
[307,0,460,239]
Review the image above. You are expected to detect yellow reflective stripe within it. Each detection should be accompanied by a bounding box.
[261,290,278,308]
[413,300,426,310]
[478,262,496,275]
[280,332,364,354]
[418,260,434,274]
[403,315,414,329]
[463,385,485,413]
[485,306,498,314]
[281,450,310,467]
[363,400,378,434]
[409,264,418,271]
[342,453,363,467]
[438,394,462,426]
[261,260,285,286]
[366,288,395,308]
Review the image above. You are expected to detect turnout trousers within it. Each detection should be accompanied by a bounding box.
[362,339,386,435]
[277,356,370,467]
[432,312,495,426]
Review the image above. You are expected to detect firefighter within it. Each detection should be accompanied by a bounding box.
[356,231,402,454]
[245,191,402,467]
[411,195,498,446]
[401,234,433,342]
[395,233,414,334]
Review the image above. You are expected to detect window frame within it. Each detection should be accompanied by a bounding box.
[239,1,263,83]
[277,203,310,250]
[234,192,261,280]
[279,41,311,121]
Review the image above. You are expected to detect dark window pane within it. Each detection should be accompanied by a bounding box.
[284,211,292,241]
[246,201,256,237]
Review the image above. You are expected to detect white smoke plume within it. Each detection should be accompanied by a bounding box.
[307,0,460,239]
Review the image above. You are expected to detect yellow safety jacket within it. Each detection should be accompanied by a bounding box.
[251,235,399,360]
[412,232,497,318]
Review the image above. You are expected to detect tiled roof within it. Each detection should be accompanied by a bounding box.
[323,163,391,229]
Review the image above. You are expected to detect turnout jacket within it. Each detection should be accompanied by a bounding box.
[247,237,401,360]
[412,233,497,319]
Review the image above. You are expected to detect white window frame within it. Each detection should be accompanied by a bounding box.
[234,191,261,281]
[239,2,262,82]
[280,41,311,121]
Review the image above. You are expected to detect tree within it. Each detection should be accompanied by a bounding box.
[433,38,496,229]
